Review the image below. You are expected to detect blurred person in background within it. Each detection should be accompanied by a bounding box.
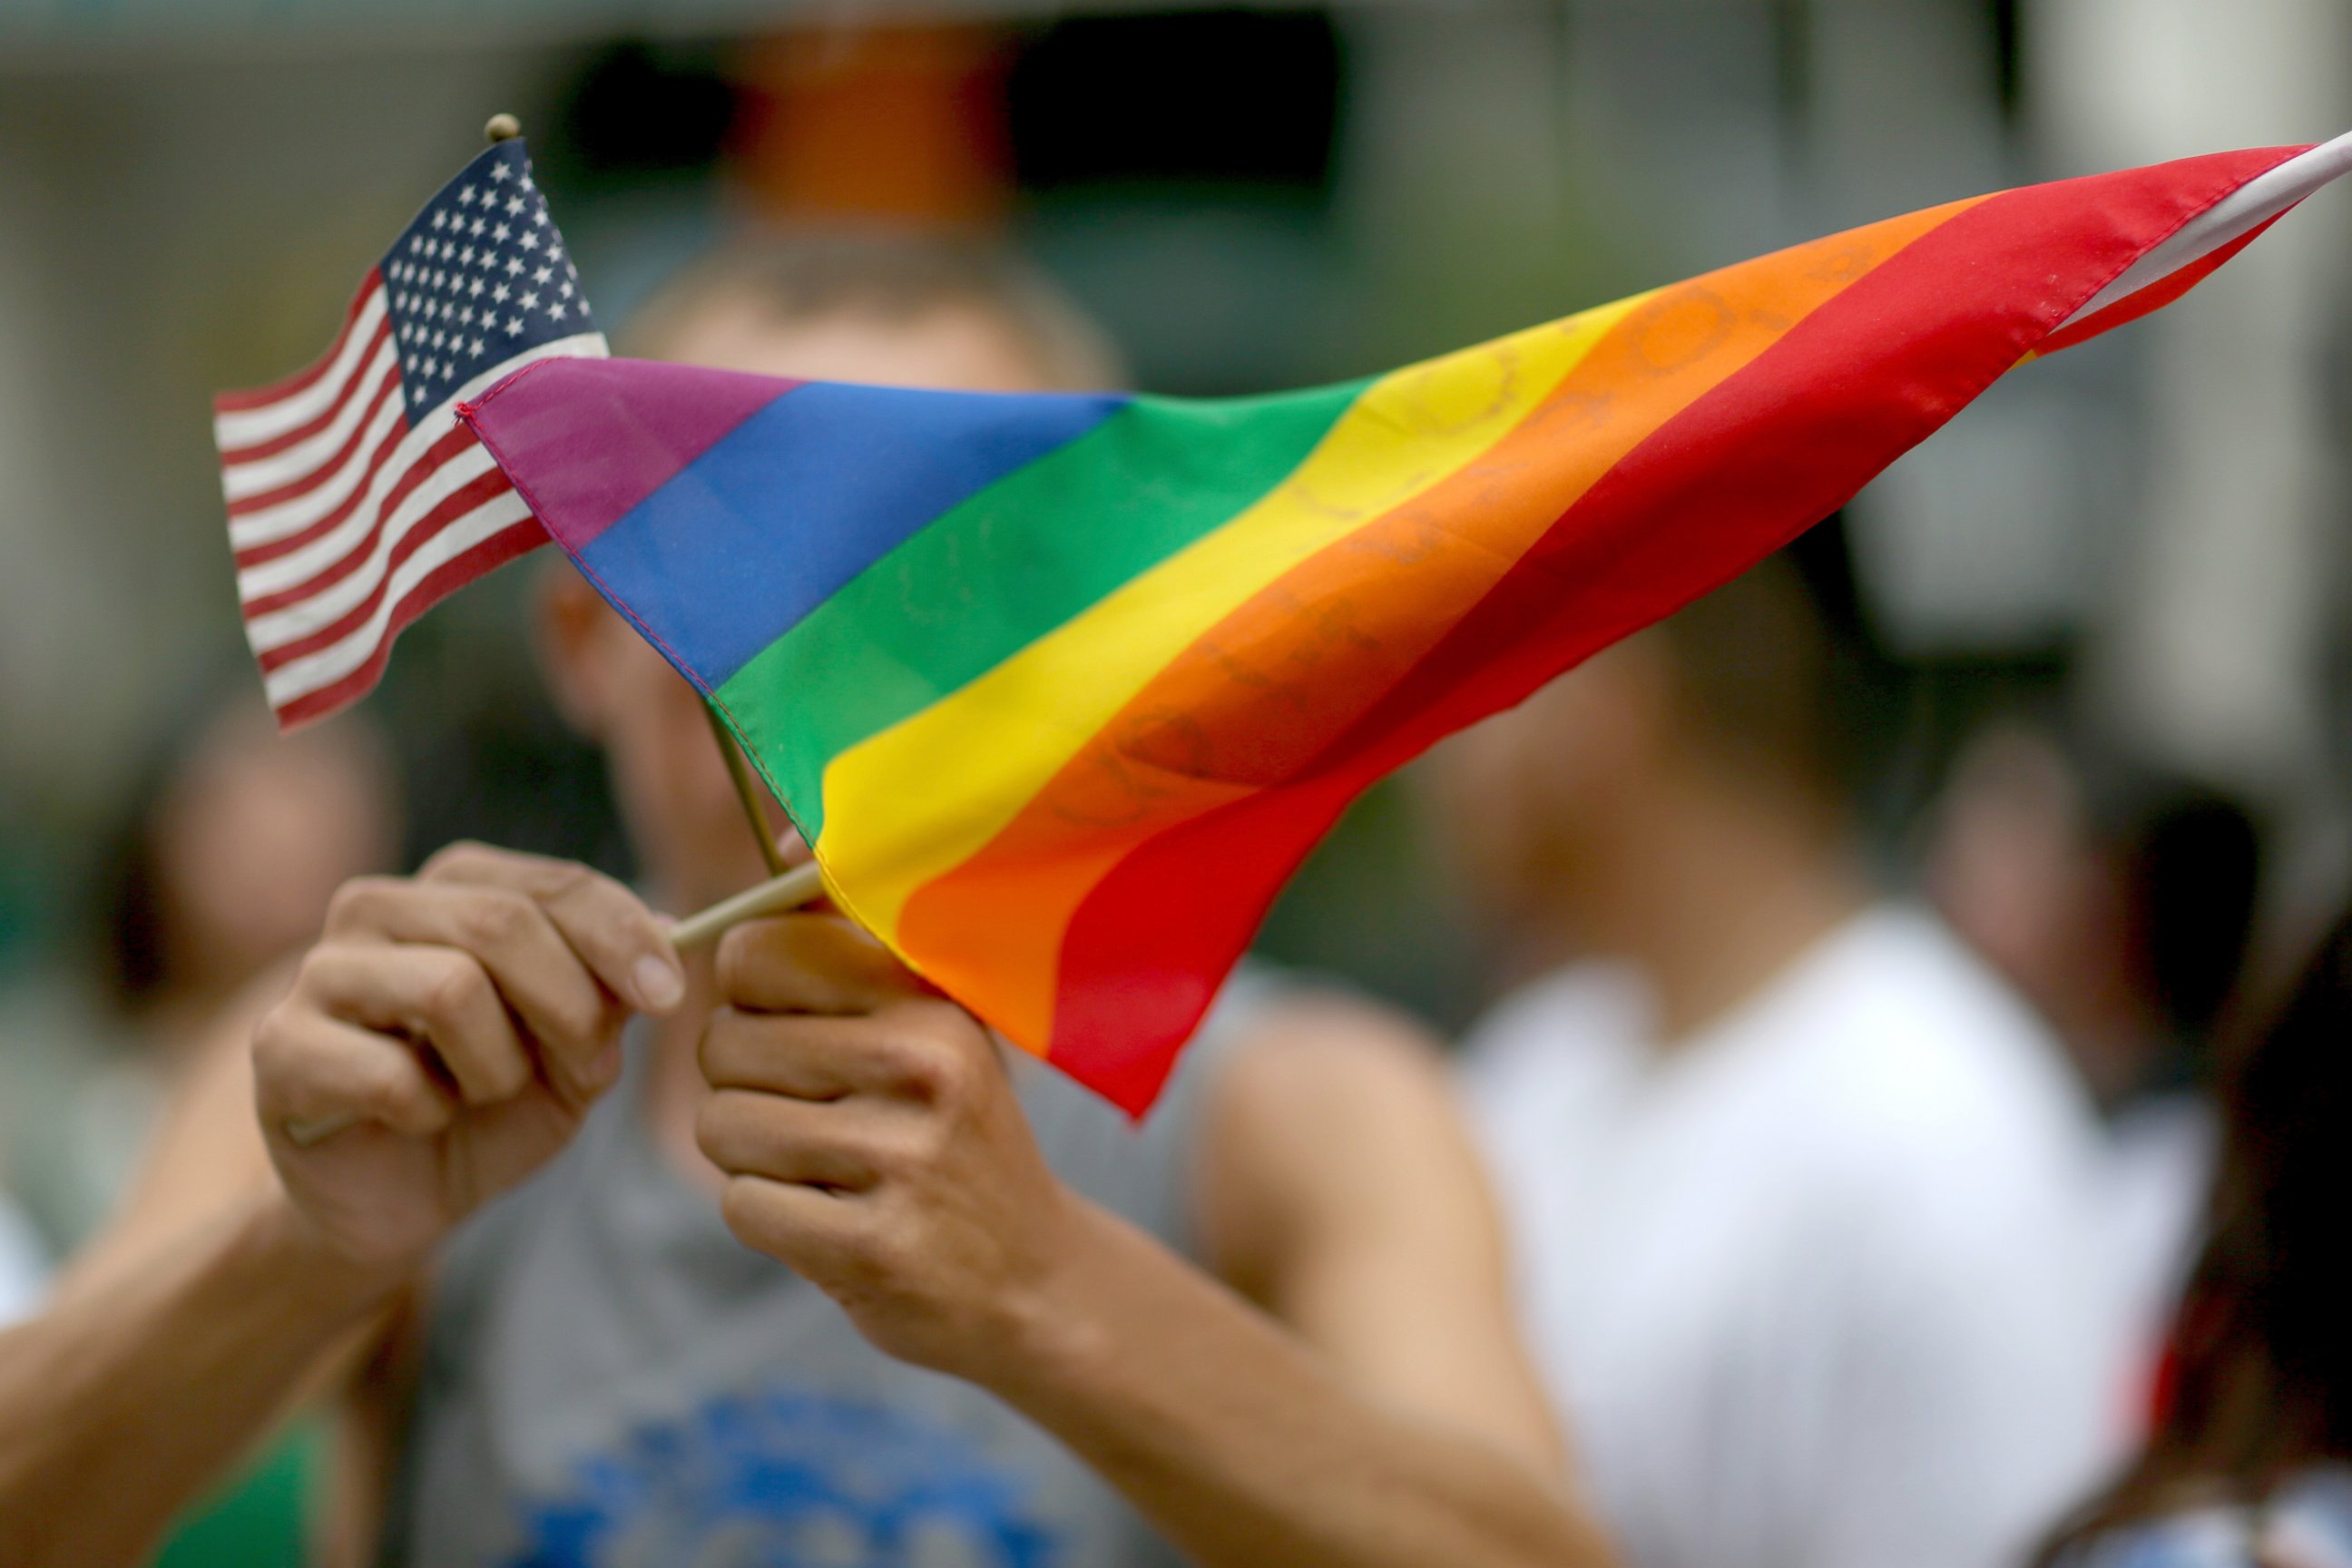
[0,231,1605,1568]
[0,688,400,1253]
[1429,553,2133,1568]
[2038,902,2352,1566]
[1930,720,2264,1374]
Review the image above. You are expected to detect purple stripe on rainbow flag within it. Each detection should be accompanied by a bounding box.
[463,358,790,551]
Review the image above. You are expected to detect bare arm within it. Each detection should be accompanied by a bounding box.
[0,1188,398,1566]
[0,847,682,1567]
[697,916,1613,1568]
[1198,993,1569,1473]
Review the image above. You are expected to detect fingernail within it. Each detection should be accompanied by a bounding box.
[633,954,685,1012]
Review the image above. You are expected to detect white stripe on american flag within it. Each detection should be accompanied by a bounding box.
[212,288,391,450]
[261,491,538,709]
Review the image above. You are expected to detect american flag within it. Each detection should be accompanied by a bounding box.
[212,138,604,728]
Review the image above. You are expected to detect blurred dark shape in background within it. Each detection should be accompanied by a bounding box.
[1928,715,2269,1359]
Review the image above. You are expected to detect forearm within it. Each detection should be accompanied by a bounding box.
[0,1191,403,1567]
[985,1202,1613,1568]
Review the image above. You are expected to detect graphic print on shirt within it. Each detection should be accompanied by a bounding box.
[509,1384,1065,1568]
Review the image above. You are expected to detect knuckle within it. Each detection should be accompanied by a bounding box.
[719,1177,777,1249]
[249,1010,300,1087]
[713,925,762,1003]
[850,1222,915,1286]
[324,877,397,933]
[547,991,607,1049]
[480,1047,533,1102]
[419,839,495,882]
[882,1020,969,1102]
[534,860,596,903]
[698,1010,756,1085]
[419,952,491,1023]
[693,1093,750,1165]
[363,1057,422,1120]
[455,890,533,952]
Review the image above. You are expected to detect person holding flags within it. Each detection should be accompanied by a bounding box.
[0,232,1604,1568]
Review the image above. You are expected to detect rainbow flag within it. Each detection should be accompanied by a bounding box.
[462,136,2351,1113]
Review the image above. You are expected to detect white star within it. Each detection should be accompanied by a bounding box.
[546,299,567,320]
[518,290,539,310]
[492,222,511,243]
[520,171,535,191]
[532,263,553,285]
[559,279,574,298]
[465,305,482,325]
[431,328,446,348]
[431,210,447,230]
[519,231,541,253]
[490,162,511,182]
[546,241,564,260]
[408,235,424,253]
[505,256,524,277]
[457,246,475,267]
[456,186,475,206]
[469,337,487,356]
[491,282,511,303]
[532,207,549,228]
[505,316,526,335]
[467,278,485,299]
[469,217,487,239]
[505,196,524,216]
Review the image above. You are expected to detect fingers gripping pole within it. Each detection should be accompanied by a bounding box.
[281,861,828,1148]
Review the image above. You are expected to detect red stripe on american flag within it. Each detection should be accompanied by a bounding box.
[268,518,547,729]
[251,468,517,664]
[214,269,386,415]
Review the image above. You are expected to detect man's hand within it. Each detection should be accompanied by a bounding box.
[697,914,1087,1380]
[254,844,686,1275]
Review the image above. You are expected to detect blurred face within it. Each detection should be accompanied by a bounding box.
[1926,723,2136,1074]
[536,299,1060,912]
[154,705,398,988]
[1423,637,1674,958]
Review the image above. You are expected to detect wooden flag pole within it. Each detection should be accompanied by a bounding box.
[704,702,790,877]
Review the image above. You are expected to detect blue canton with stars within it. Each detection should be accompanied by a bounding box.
[379,139,598,424]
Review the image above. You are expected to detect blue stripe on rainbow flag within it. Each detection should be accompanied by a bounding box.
[574,382,1128,685]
